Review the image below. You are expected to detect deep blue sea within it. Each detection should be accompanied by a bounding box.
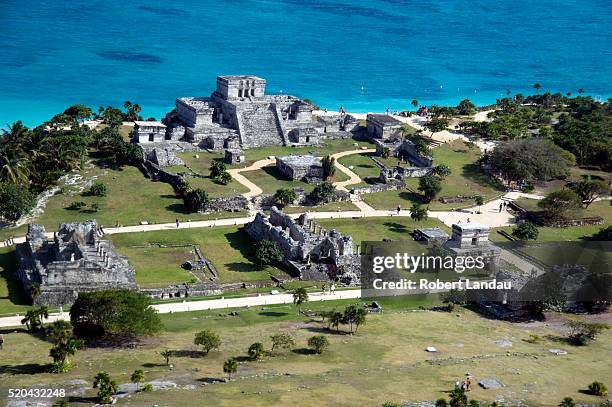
[1,0,610,126]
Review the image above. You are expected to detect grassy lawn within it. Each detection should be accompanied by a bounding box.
[0,302,609,406]
[0,155,247,241]
[282,201,360,214]
[491,199,612,242]
[241,165,349,195]
[359,141,504,211]
[0,247,30,315]
[109,226,291,285]
[317,216,450,245]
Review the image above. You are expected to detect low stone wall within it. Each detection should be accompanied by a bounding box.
[351,179,405,195]
[543,216,604,228]
[438,195,479,204]
[141,280,279,300]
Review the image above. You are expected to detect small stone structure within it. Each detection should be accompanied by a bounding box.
[366,114,403,139]
[245,207,360,284]
[163,75,325,150]
[414,227,450,244]
[145,147,184,168]
[276,155,324,182]
[288,127,321,145]
[444,222,501,269]
[15,221,137,306]
[374,138,434,183]
[224,148,245,164]
[133,121,167,143]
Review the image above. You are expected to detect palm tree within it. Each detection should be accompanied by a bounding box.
[160,349,173,366]
[93,371,118,404]
[330,311,344,333]
[223,358,237,380]
[21,306,48,331]
[1,121,29,145]
[130,369,145,391]
[49,320,82,373]
[29,283,41,303]
[0,144,30,185]
[292,287,309,315]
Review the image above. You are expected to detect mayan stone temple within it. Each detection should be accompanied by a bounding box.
[163,75,325,150]
[15,221,137,306]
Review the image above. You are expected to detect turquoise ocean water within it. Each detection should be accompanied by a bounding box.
[1,0,610,126]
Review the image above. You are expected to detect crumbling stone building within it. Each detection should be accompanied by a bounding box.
[366,114,403,139]
[245,207,360,284]
[276,155,324,182]
[15,221,137,306]
[164,75,325,150]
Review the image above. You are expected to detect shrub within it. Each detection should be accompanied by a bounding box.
[538,189,581,220]
[210,161,226,179]
[87,181,107,197]
[307,335,329,354]
[588,381,608,396]
[525,334,541,344]
[194,330,222,355]
[270,332,295,353]
[216,171,232,185]
[512,221,539,240]
[67,201,86,210]
[566,320,609,345]
[274,188,297,207]
[433,164,451,178]
[418,175,442,202]
[142,383,153,392]
[248,342,265,360]
[322,155,336,180]
[176,179,191,197]
[309,181,336,204]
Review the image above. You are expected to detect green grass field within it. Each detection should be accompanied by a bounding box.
[491,199,612,242]
[352,141,504,211]
[0,300,609,406]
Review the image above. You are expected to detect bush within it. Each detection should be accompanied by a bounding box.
[512,221,539,240]
[194,329,222,355]
[537,189,581,220]
[433,164,451,178]
[441,288,467,306]
[309,181,336,204]
[70,290,161,339]
[210,161,226,179]
[254,239,283,266]
[216,171,232,185]
[525,334,541,344]
[87,181,107,197]
[566,320,609,345]
[307,335,329,354]
[418,175,442,202]
[142,383,153,392]
[274,188,297,207]
[322,155,336,180]
[588,381,608,396]
[176,179,191,198]
[248,342,265,360]
[115,141,143,165]
[270,332,295,353]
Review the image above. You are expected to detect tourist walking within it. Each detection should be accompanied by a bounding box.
[0,334,4,350]
[499,203,503,213]
[396,205,401,215]
[321,284,326,295]
[176,218,180,228]
[330,283,336,294]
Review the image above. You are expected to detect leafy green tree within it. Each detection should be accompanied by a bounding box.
[322,155,336,180]
[93,371,118,404]
[512,221,539,240]
[87,181,107,197]
[457,99,476,115]
[425,117,449,137]
[176,178,191,198]
[449,388,468,407]
[418,175,442,203]
[274,188,297,207]
[307,335,329,354]
[223,358,238,380]
[99,106,124,128]
[217,171,232,185]
[538,189,581,220]
[0,143,30,185]
[309,181,336,204]
[0,183,36,222]
[381,147,391,159]
[194,329,222,355]
[474,195,484,213]
[248,342,265,360]
[488,138,572,182]
[433,164,451,178]
[570,178,610,208]
[435,399,448,407]
[114,141,143,166]
[48,320,83,373]
[590,225,612,241]
[210,161,227,179]
[292,287,309,315]
[63,104,93,121]
[160,349,173,366]
[254,239,283,266]
[184,188,210,213]
[131,369,145,391]
[410,203,428,222]
[566,320,609,345]
[270,332,295,353]
[21,306,48,331]
[70,290,161,339]
[441,289,467,307]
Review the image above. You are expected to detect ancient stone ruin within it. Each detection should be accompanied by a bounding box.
[15,221,137,306]
[163,75,326,150]
[245,207,360,284]
[133,121,167,143]
[276,155,324,183]
[366,113,403,139]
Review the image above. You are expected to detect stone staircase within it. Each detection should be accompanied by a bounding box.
[238,103,285,147]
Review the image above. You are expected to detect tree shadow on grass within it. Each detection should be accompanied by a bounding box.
[67,396,99,404]
[166,203,191,215]
[292,348,316,355]
[142,362,166,368]
[303,326,347,335]
[173,349,207,358]
[259,311,289,317]
[262,166,292,181]
[462,163,505,192]
[0,249,29,307]
[382,222,408,234]
[398,191,424,204]
[0,363,50,375]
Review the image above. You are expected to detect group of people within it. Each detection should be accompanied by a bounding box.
[498,201,509,213]
[455,373,473,392]
[321,283,336,295]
